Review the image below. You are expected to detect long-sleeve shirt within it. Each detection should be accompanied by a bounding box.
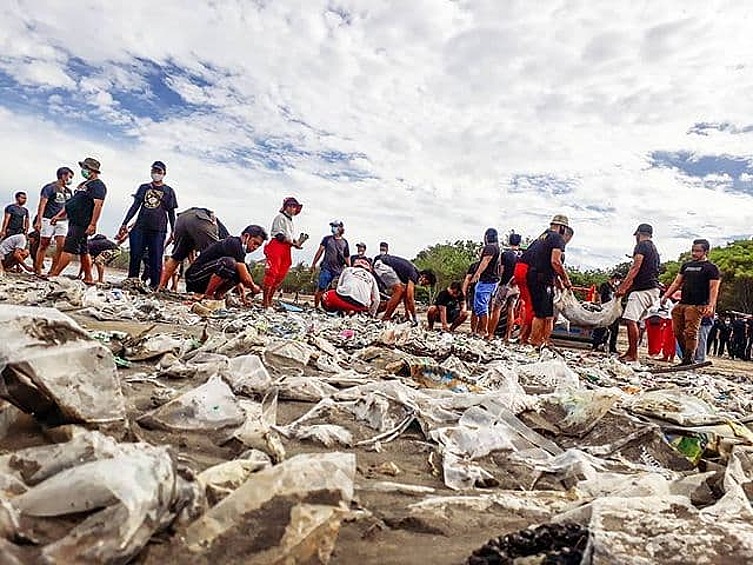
[336,267,380,316]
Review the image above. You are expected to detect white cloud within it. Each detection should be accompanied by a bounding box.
[0,0,752,269]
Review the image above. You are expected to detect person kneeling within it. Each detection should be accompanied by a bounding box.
[427,281,468,332]
[184,225,267,303]
[0,234,32,276]
[322,258,380,316]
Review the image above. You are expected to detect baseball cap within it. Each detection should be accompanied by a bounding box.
[280,197,303,213]
[550,214,569,227]
[78,157,101,173]
[329,219,344,227]
[634,223,653,236]
[151,160,167,173]
[356,242,366,249]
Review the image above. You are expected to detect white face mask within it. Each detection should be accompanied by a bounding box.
[151,172,165,182]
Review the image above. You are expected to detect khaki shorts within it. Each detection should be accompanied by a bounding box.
[623,288,660,322]
[492,282,520,310]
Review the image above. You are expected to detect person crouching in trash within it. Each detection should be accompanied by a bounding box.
[322,257,381,316]
[184,225,267,304]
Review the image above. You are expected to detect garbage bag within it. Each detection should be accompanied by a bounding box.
[184,452,356,564]
[137,375,245,432]
[0,305,125,426]
[554,289,623,327]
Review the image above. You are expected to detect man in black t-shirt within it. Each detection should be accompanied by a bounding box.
[373,254,436,324]
[660,238,721,366]
[427,281,467,332]
[1,192,29,239]
[527,215,572,347]
[49,157,108,284]
[615,223,661,362]
[184,225,267,303]
[489,232,522,341]
[311,220,350,309]
[34,167,74,275]
[119,161,178,288]
[469,228,502,337]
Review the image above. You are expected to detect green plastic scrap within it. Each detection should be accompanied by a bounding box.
[114,356,132,368]
[666,434,709,465]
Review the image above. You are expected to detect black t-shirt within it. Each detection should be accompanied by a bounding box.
[379,255,419,284]
[679,260,720,305]
[40,183,72,219]
[187,237,246,276]
[435,289,464,312]
[88,235,119,257]
[519,240,540,266]
[66,179,107,226]
[320,235,349,273]
[528,230,566,283]
[499,249,517,285]
[4,204,28,235]
[631,240,660,291]
[133,183,178,232]
[477,243,501,284]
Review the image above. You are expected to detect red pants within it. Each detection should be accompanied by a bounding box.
[514,262,533,326]
[322,290,368,313]
[263,239,292,288]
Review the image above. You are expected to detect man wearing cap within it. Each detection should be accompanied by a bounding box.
[118,161,178,289]
[33,167,74,276]
[49,157,107,284]
[616,223,661,363]
[1,192,29,240]
[591,272,623,353]
[322,257,381,317]
[157,207,229,291]
[374,241,389,263]
[350,242,371,266]
[526,215,573,347]
[185,225,267,302]
[373,254,436,324]
[263,197,307,308]
[311,220,351,309]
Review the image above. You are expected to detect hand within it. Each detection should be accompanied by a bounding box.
[701,304,714,317]
[615,286,626,297]
[471,276,480,284]
[49,217,57,226]
[309,265,316,273]
[33,219,41,231]
[86,223,96,236]
[250,283,261,295]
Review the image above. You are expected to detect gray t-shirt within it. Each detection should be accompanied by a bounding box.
[320,235,350,274]
[0,234,26,260]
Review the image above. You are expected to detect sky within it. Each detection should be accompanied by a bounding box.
[1,0,753,269]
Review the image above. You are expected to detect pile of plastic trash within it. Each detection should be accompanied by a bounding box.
[0,274,752,563]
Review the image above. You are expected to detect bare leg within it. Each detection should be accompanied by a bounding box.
[95,263,105,283]
[487,305,502,339]
[314,289,324,309]
[530,317,545,347]
[621,320,639,361]
[158,257,180,289]
[426,306,439,330]
[450,311,468,331]
[80,253,94,283]
[504,306,515,342]
[382,285,406,321]
[50,235,65,274]
[35,238,51,275]
[50,252,73,276]
[470,313,479,334]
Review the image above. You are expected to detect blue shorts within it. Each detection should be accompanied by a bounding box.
[317,268,339,291]
[473,281,498,316]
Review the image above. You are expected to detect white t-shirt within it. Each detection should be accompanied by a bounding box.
[270,213,294,243]
[336,266,380,316]
[0,234,26,260]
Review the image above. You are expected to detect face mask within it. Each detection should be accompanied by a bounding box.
[65,178,73,186]
[331,226,339,235]
[151,172,165,182]
[81,169,91,179]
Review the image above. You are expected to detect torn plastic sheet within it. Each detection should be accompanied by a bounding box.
[539,389,622,438]
[219,354,273,396]
[629,389,726,426]
[390,357,479,393]
[124,333,194,361]
[263,340,314,368]
[0,305,126,426]
[285,424,353,448]
[198,453,272,505]
[184,452,356,564]
[137,375,245,432]
[554,289,624,327]
[10,437,203,564]
[159,352,230,380]
[227,392,286,463]
[516,359,580,392]
[276,376,338,402]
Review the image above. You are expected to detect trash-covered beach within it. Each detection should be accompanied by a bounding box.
[0,274,752,564]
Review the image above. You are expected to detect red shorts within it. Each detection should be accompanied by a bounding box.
[263,239,292,288]
[322,290,368,313]
[514,262,533,325]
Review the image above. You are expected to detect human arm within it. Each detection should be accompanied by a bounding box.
[236,262,261,295]
[703,279,721,317]
[1,212,9,238]
[471,255,493,283]
[35,198,47,231]
[120,191,143,234]
[660,273,683,305]
[23,211,29,234]
[615,254,644,296]
[551,248,571,289]
[439,305,450,331]
[87,199,105,236]
[461,274,472,297]
[369,276,380,317]
[167,208,176,233]
[310,244,325,270]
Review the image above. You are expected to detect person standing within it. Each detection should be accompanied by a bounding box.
[718,316,732,357]
[48,158,107,283]
[707,315,720,356]
[731,316,747,360]
[695,316,714,364]
[660,239,721,366]
[34,167,74,275]
[118,161,177,289]
[462,260,481,334]
[526,215,572,347]
[263,197,306,308]
[615,223,661,363]
[488,232,522,341]
[427,281,468,332]
[2,192,29,240]
[591,272,623,353]
[373,254,436,324]
[470,228,502,338]
[311,220,350,309]
[157,207,229,290]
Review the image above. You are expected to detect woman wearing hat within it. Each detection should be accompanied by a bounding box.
[262,197,306,308]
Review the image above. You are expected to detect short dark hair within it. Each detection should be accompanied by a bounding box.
[484,227,499,244]
[509,233,522,246]
[565,226,574,236]
[242,225,268,240]
[693,239,710,253]
[449,281,462,292]
[419,269,437,286]
[56,167,74,179]
[15,191,26,199]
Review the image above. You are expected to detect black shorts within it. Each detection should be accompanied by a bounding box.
[63,224,89,256]
[526,269,555,319]
[185,256,238,293]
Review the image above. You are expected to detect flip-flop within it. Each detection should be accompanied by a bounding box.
[82,279,97,286]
